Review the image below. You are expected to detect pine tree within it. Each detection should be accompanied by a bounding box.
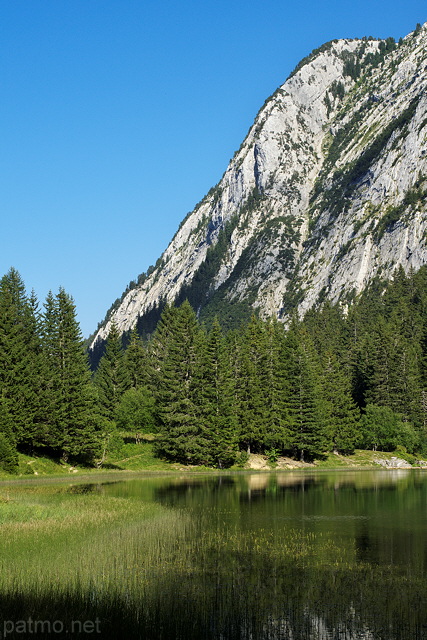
[283,326,329,461]
[0,268,42,447]
[322,351,361,454]
[94,322,129,421]
[155,301,209,464]
[42,288,100,461]
[199,318,238,467]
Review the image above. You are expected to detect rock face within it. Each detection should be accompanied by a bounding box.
[91,23,427,348]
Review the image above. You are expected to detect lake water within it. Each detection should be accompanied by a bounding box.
[96,469,427,639]
[2,469,427,639]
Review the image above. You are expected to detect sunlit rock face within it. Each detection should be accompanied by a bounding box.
[91,23,427,347]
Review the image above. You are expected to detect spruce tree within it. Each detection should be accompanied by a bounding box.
[0,268,41,447]
[155,301,209,464]
[283,325,329,461]
[263,318,292,453]
[238,316,269,453]
[322,351,361,454]
[125,327,149,389]
[199,318,238,467]
[94,322,129,421]
[42,288,100,461]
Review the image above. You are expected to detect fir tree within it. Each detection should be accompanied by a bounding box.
[94,322,129,421]
[283,326,329,461]
[238,316,269,453]
[42,288,100,461]
[263,318,292,453]
[322,351,361,454]
[199,318,238,467]
[0,268,41,447]
[155,301,209,464]
[124,327,149,389]
[0,432,18,473]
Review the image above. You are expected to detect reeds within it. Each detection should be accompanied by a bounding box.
[0,475,425,639]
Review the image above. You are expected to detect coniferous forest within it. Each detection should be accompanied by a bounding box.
[2,264,427,473]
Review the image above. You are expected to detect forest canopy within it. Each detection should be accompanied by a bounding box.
[1,265,427,472]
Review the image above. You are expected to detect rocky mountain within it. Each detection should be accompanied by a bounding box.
[91,22,427,349]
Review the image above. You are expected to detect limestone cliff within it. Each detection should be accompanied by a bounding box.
[91,23,427,348]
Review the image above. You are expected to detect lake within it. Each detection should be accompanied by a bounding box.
[1,470,427,639]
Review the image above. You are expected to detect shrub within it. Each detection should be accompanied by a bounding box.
[359,405,418,452]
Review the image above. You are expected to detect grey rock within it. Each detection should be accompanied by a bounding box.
[91,24,427,347]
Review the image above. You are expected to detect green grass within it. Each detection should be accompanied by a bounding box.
[1,445,422,482]
[0,474,425,639]
[315,449,420,468]
[4,439,209,480]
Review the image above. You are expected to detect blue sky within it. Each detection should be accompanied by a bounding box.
[0,1,425,337]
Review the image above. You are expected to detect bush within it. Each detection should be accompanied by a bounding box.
[116,387,158,433]
[359,405,418,452]
[236,451,249,467]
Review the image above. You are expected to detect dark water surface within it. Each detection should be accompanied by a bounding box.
[99,469,427,639]
[2,469,427,639]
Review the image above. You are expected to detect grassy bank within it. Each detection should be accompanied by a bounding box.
[0,469,425,639]
[1,438,424,482]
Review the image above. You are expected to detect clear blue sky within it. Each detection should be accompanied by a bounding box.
[0,1,425,337]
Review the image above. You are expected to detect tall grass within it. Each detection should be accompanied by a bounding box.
[0,475,426,639]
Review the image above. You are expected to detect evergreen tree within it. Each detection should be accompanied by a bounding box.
[145,303,178,394]
[364,316,423,425]
[263,318,292,453]
[0,432,18,473]
[155,301,209,464]
[238,316,269,453]
[0,268,41,447]
[283,325,329,461]
[199,318,238,467]
[94,322,129,421]
[124,327,149,389]
[42,288,100,461]
[322,351,361,454]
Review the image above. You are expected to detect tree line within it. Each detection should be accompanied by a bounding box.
[1,265,427,472]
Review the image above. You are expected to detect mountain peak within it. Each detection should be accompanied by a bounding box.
[91,24,427,350]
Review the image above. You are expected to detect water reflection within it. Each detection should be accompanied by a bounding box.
[91,471,427,638]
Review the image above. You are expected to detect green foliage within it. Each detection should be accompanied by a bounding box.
[42,289,101,462]
[0,432,18,473]
[266,447,279,465]
[283,326,330,461]
[0,268,43,447]
[235,450,249,467]
[359,405,418,452]
[94,322,130,421]
[154,302,210,465]
[5,262,427,471]
[116,387,157,434]
[197,318,238,467]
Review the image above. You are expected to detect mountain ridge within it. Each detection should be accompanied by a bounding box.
[90,22,427,349]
